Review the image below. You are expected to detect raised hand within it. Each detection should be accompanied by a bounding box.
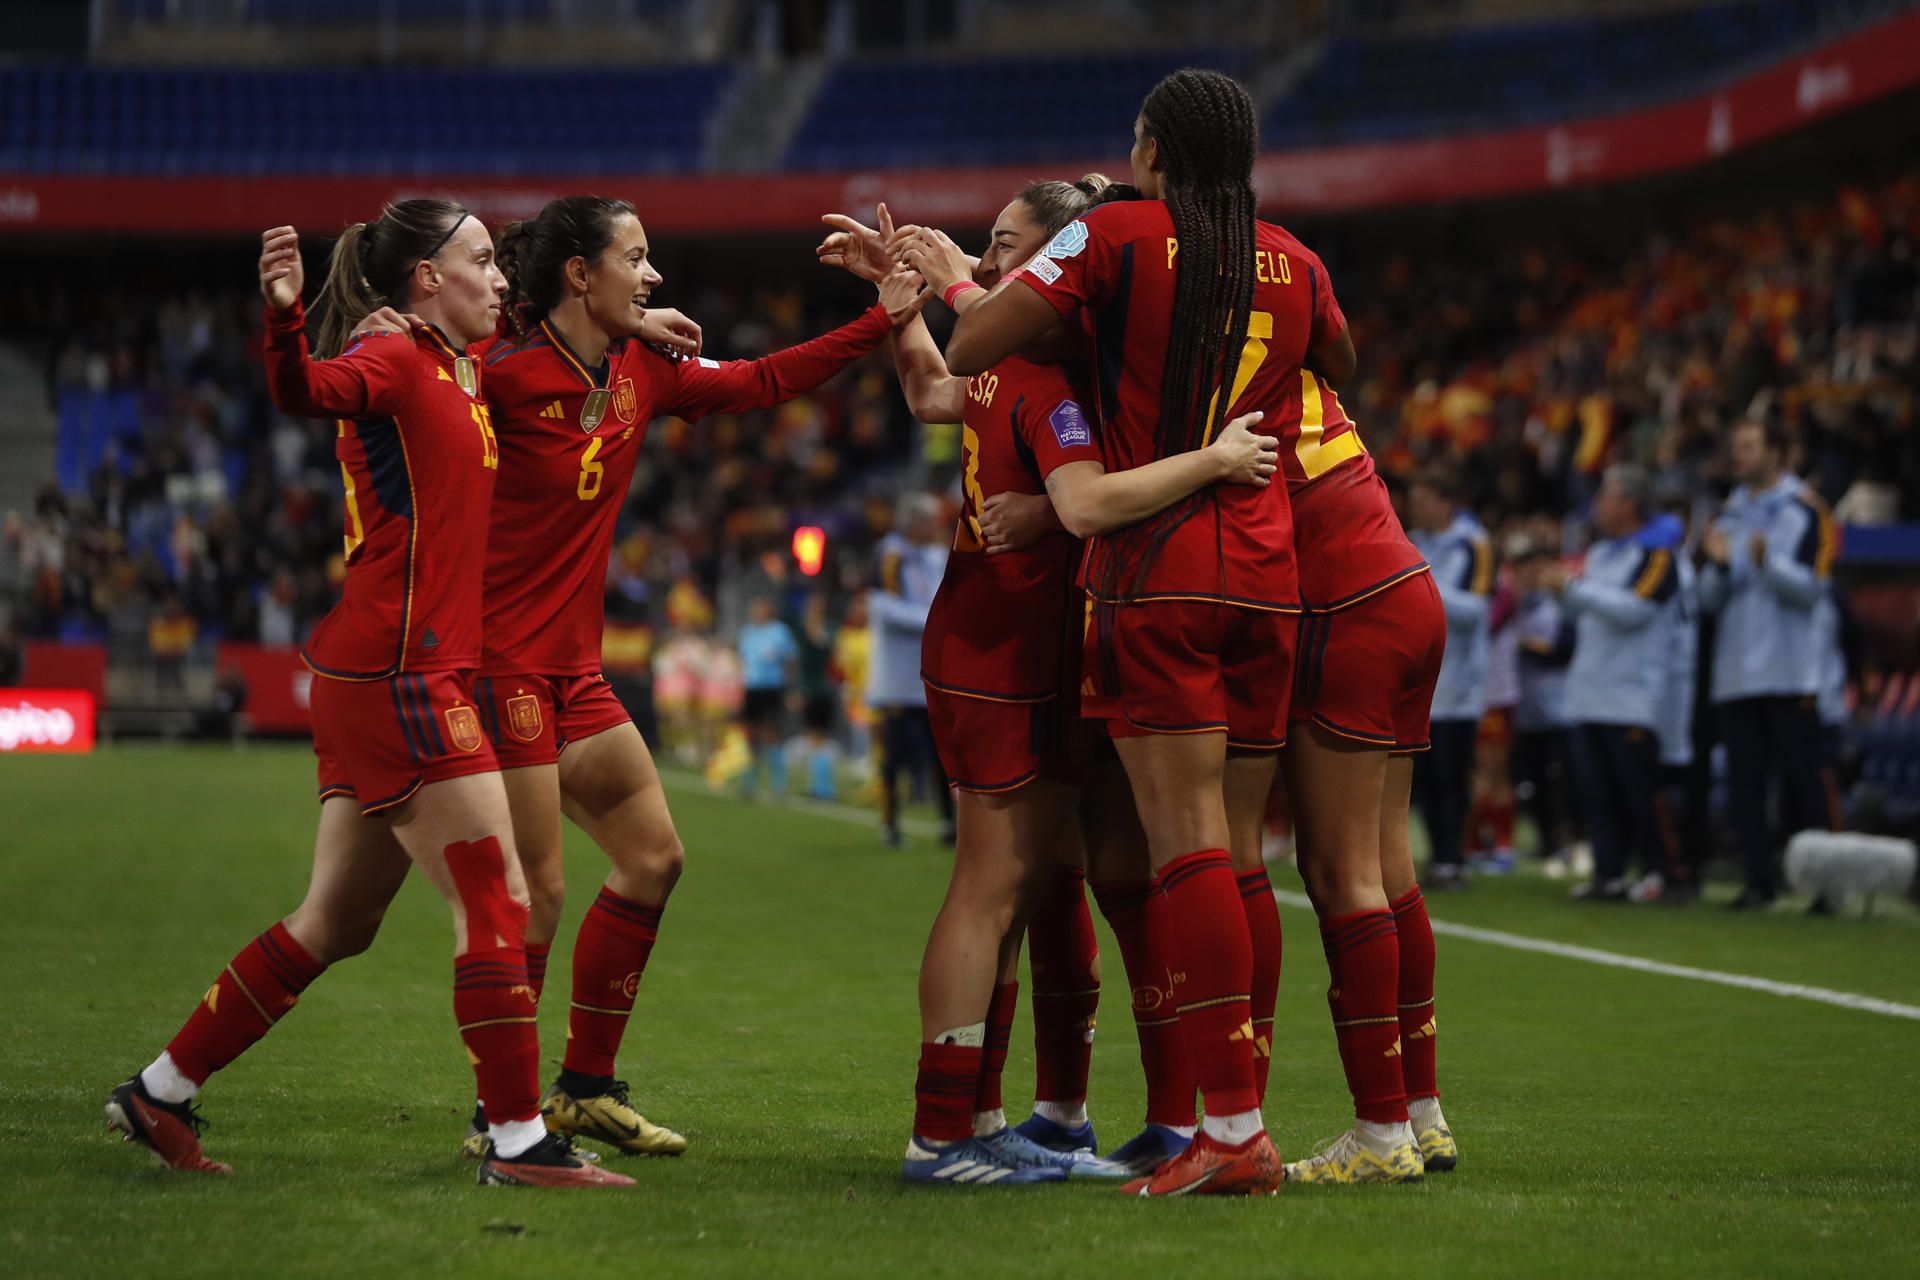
[259,226,304,311]
[639,307,703,355]
[879,266,932,327]
[817,202,914,283]
[1207,411,1278,486]
[895,226,973,298]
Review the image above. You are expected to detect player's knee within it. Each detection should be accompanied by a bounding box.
[284,902,383,965]
[525,858,567,923]
[444,835,529,952]
[613,828,685,897]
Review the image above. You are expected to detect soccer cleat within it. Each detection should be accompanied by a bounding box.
[1283,1127,1425,1185]
[1122,1130,1283,1197]
[104,1076,231,1174]
[1013,1111,1096,1154]
[1106,1124,1193,1177]
[1415,1120,1457,1173]
[476,1132,636,1188]
[542,1079,687,1156]
[460,1103,489,1160]
[978,1126,1128,1180]
[900,1135,1067,1186]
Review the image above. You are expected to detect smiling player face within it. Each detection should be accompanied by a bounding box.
[582,212,665,340]
[974,199,1051,289]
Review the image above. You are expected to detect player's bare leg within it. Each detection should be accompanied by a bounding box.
[905,781,1092,1184]
[1079,758,1198,1173]
[542,722,688,1154]
[1109,731,1280,1196]
[1280,726,1420,1184]
[452,763,565,1156]
[109,800,411,1174]
[391,773,633,1187]
[1382,753,1451,1170]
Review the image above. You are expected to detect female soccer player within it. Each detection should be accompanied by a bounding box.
[901,68,1331,1196]
[1265,259,1451,1184]
[445,195,920,1157]
[106,201,629,1189]
[834,184,1276,1186]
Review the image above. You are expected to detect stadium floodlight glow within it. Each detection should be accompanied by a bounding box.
[792,526,827,577]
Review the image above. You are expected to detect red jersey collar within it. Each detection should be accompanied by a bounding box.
[538,318,611,390]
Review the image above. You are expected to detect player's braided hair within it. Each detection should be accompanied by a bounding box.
[497,195,638,337]
[1098,68,1259,600]
[1015,173,1112,237]
[314,198,468,357]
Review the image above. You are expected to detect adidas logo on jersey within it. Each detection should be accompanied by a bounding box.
[541,401,566,420]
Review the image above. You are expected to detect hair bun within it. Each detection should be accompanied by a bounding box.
[1074,173,1113,197]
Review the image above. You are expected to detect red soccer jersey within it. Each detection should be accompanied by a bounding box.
[1009,199,1343,612]
[479,306,892,676]
[923,355,1102,700]
[262,301,499,679]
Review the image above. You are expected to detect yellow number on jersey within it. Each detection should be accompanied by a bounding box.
[1204,309,1274,442]
[471,402,499,469]
[578,436,605,501]
[956,424,986,551]
[338,461,365,562]
[1295,370,1366,480]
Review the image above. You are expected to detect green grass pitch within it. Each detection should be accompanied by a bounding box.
[3,744,1916,1277]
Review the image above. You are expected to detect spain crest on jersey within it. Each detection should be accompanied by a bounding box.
[580,388,611,432]
[445,703,484,753]
[613,376,638,424]
[506,693,543,742]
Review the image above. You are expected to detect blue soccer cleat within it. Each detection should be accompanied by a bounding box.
[1013,1111,1097,1155]
[979,1125,1129,1180]
[901,1135,1067,1186]
[1106,1124,1194,1178]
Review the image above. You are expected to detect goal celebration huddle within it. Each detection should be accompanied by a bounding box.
[105,68,1455,1197]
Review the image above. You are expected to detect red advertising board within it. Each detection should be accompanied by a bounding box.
[214,643,313,734]
[0,689,97,754]
[0,8,1915,235]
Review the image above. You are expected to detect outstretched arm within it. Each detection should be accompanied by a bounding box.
[896,226,1063,376]
[1041,412,1276,539]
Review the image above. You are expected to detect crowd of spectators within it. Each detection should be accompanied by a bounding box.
[2,171,1916,857]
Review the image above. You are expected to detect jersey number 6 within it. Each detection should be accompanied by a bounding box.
[578,437,605,501]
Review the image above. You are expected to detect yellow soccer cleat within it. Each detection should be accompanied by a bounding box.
[1283,1127,1425,1185]
[542,1080,688,1156]
[1409,1098,1456,1172]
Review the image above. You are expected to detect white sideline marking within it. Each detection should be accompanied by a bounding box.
[651,769,1920,1022]
[1271,890,1920,1023]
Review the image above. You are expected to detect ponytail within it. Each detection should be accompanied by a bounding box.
[311,198,468,357]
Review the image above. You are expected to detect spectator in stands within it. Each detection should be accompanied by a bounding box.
[866,494,953,849]
[147,590,196,692]
[1697,420,1841,909]
[1551,464,1688,902]
[1509,537,1577,870]
[738,594,799,799]
[1407,469,1492,889]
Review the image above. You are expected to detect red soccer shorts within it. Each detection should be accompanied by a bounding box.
[925,683,1084,794]
[473,673,633,770]
[1085,600,1296,751]
[313,670,500,815]
[1291,570,1444,754]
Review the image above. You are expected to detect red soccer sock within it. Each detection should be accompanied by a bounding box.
[1237,867,1282,1104]
[1320,909,1408,1124]
[1027,867,1099,1106]
[454,947,541,1125]
[163,922,325,1084]
[1158,849,1258,1119]
[914,1041,984,1143]
[1092,878,1197,1128]
[1391,887,1438,1100]
[972,981,1019,1118]
[563,887,663,1079]
[524,941,551,1005]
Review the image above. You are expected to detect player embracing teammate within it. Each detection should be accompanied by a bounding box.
[896,68,1454,1193]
